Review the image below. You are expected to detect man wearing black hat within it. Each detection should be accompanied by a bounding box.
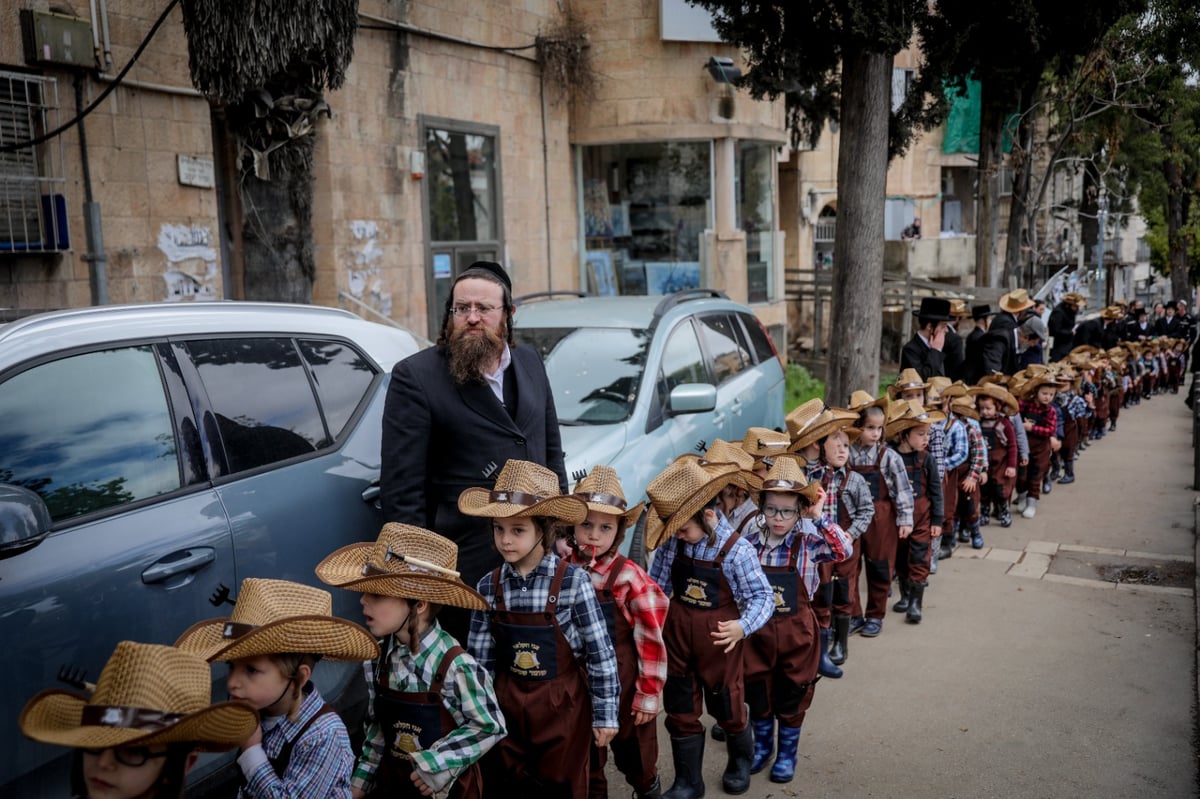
[963,304,996,384]
[380,261,566,639]
[900,297,954,380]
[1048,295,1080,361]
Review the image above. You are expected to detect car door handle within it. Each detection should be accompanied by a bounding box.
[142,548,216,584]
[362,484,381,504]
[712,412,726,425]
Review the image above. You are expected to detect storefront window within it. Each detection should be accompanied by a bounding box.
[580,141,712,296]
[737,141,776,303]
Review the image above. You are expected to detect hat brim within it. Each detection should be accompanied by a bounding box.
[789,415,860,451]
[886,409,947,439]
[18,690,258,752]
[645,471,740,552]
[910,309,956,321]
[457,489,587,524]
[174,614,379,663]
[966,386,1019,416]
[575,498,646,529]
[1000,298,1036,313]
[316,544,488,610]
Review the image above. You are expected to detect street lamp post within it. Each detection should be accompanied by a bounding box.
[1097,192,1109,308]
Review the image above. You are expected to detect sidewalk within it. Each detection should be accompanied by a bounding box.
[642,393,1198,798]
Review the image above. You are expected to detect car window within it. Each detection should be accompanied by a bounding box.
[738,312,776,364]
[0,347,181,522]
[185,338,327,473]
[297,339,377,439]
[660,319,708,391]
[697,313,749,384]
[514,327,649,424]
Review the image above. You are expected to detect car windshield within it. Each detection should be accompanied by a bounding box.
[515,326,650,424]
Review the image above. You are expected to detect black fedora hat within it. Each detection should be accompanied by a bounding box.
[971,304,996,320]
[912,297,954,322]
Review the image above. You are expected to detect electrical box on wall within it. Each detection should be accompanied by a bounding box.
[20,10,96,69]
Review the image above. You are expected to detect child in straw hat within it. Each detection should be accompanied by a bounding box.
[703,439,765,534]
[741,426,793,483]
[843,400,914,640]
[969,383,1019,528]
[315,524,504,799]
[458,459,618,798]
[894,378,948,567]
[565,465,667,799]
[947,394,988,550]
[173,579,379,798]
[806,423,875,674]
[934,385,971,561]
[644,456,773,797]
[740,456,851,784]
[1014,374,1061,519]
[886,399,945,623]
[19,640,258,799]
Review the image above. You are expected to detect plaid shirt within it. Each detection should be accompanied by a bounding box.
[940,418,969,472]
[569,550,669,715]
[847,442,914,527]
[746,515,852,598]
[807,463,875,540]
[928,424,947,483]
[648,513,774,637]
[469,553,620,728]
[964,418,987,480]
[238,684,352,799]
[352,624,505,795]
[1020,398,1059,439]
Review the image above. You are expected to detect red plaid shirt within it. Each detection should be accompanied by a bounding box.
[570,550,669,715]
[965,419,987,481]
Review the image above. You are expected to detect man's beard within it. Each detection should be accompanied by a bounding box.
[447,323,505,385]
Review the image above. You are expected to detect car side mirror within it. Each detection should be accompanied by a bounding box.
[668,383,717,415]
[0,484,53,561]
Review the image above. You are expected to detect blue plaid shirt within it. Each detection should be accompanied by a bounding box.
[746,516,852,598]
[647,513,774,637]
[469,552,620,728]
[940,418,969,471]
[807,464,875,540]
[238,684,353,799]
[928,424,947,483]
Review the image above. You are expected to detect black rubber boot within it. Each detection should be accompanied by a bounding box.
[938,523,955,559]
[1058,459,1075,484]
[710,722,725,742]
[817,626,842,678]
[722,725,754,795]
[662,733,706,799]
[829,614,849,665]
[892,578,911,613]
[906,581,925,624]
[636,776,663,799]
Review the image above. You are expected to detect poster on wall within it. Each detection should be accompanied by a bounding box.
[610,202,631,237]
[585,250,618,296]
[645,261,701,295]
[433,253,452,279]
[584,179,613,238]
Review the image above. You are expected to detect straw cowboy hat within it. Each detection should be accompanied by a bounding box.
[1100,305,1124,321]
[686,439,763,493]
[784,398,825,441]
[847,389,887,413]
[316,523,487,611]
[949,299,973,318]
[885,399,946,439]
[889,368,929,399]
[998,289,1035,314]
[1062,292,1087,307]
[1070,344,1100,356]
[977,372,1010,388]
[789,406,861,452]
[572,464,646,528]
[457,460,587,524]
[19,641,258,751]
[645,457,742,551]
[173,578,379,663]
[757,456,822,506]
[1017,372,1061,399]
[948,395,980,421]
[967,383,1019,416]
[740,426,792,463]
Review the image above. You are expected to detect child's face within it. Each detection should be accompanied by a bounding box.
[493,517,545,572]
[575,510,620,557]
[977,396,997,419]
[823,431,850,468]
[81,745,170,799]
[858,409,885,446]
[904,424,931,451]
[675,509,715,545]
[761,491,801,536]
[227,655,293,714]
[1036,385,1057,405]
[900,388,925,403]
[360,593,411,639]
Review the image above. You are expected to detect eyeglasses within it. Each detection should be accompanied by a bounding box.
[449,303,502,318]
[762,505,799,520]
[81,745,170,767]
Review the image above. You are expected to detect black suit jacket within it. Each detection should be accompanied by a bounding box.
[943,327,965,381]
[1048,303,1077,361]
[380,344,567,589]
[981,312,1020,376]
[963,327,987,384]
[900,334,945,380]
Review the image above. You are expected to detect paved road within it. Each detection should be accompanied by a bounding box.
[617,393,1198,798]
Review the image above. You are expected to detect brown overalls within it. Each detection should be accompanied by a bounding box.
[814,472,853,629]
[896,450,933,586]
[1020,403,1053,499]
[744,535,819,727]
[488,559,592,796]
[588,554,659,799]
[845,446,898,621]
[663,534,748,737]
[982,418,1013,505]
[365,645,482,799]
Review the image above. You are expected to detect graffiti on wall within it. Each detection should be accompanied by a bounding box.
[346,219,393,318]
[158,224,218,301]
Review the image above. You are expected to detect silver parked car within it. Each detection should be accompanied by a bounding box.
[0,302,423,794]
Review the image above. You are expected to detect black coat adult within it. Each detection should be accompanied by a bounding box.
[1076,318,1121,350]
[380,344,567,592]
[1155,315,1182,338]
[963,326,988,383]
[1048,302,1077,361]
[980,310,1022,376]
[943,327,966,381]
[900,334,946,380]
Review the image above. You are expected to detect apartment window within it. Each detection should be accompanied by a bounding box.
[0,70,66,253]
[891,68,914,114]
[736,141,777,302]
[422,117,502,339]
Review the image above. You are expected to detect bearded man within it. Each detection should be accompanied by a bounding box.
[380,261,566,637]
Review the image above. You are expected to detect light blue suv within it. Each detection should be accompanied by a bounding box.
[512,289,786,561]
[0,302,423,795]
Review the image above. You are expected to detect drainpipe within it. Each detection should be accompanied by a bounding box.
[75,74,108,305]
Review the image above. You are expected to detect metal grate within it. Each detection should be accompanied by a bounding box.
[0,70,67,253]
